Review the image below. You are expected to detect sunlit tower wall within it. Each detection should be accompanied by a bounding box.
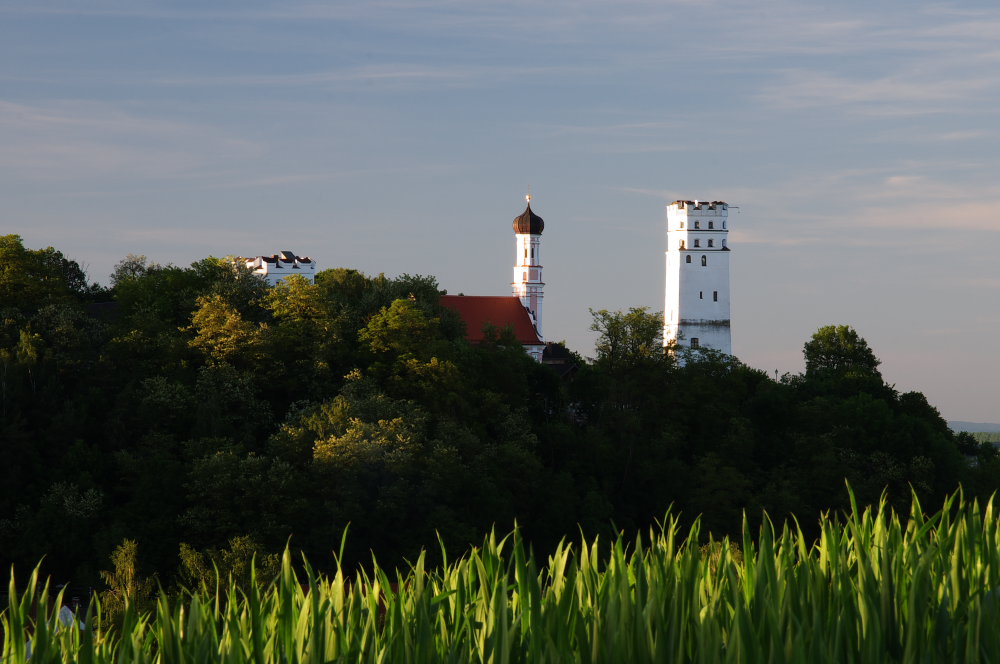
[511,195,545,341]
[664,200,732,355]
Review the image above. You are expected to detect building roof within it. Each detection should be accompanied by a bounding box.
[512,203,544,235]
[440,295,543,345]
[243,251,313,265]
[671,200,727,209]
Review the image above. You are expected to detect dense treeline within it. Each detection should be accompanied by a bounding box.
[1,234,995,589]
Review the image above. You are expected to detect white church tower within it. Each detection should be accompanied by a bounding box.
[512,194,545,341]
[664,200,732,355]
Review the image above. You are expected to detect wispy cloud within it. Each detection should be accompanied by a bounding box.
[0,100,260,180]
[757,70,1000,114]
[157,63,586,90]
[543,121,689,137]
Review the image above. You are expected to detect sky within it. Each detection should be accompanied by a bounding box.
[3,0,999,422]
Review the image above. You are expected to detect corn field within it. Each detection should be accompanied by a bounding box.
[5,489,1000,663]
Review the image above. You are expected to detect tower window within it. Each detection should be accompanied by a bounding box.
[723,221,727,229]
[680,222,685,229]
[523,271,527,281]
[694,239,700,248]
[722,239,727,248]
[708,239,714,247]
[709,221,714,229]
[524,248,528,260]
[694,221,701,229]
[691,338,700,348]
[679,240,686,249]
[699,291,703,299]
[701,255,707,266]
[713,291,718,301]
[685,255,692,264]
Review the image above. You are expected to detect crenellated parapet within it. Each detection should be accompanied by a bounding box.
[240,250,316,286]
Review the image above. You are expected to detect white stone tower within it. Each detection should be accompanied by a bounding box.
[664,200,732,355]
[511,194,545,341]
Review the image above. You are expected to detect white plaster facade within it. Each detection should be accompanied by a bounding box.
[243,251,316,286]
[512,211,544,342]
[663,200,732,355]
[525,341,546,362]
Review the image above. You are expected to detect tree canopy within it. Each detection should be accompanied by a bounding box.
[0,238,991,594]
[804,324,882,379]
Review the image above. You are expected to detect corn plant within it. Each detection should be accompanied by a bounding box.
[5,487,1000,662]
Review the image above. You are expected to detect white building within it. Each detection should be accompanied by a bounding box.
[663,200,732,355]
[511,194,545,342]
[242,251,316,286]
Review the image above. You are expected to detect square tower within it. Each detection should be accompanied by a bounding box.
[664,200,732,355]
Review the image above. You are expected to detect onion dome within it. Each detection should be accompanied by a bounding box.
[512,202,544,235]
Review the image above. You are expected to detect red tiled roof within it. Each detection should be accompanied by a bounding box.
[440,295,542,345]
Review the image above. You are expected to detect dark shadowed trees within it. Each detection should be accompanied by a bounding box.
[0,240,990,593]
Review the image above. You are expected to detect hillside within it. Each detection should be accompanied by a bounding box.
[1,234,997,591]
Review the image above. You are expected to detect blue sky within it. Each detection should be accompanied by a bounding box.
[3,0,998,422]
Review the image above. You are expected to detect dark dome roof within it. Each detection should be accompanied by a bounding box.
[512,204,544,235]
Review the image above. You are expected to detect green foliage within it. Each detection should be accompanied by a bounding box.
[359,298,439,356]
[804,324,882,379]
[187,293,262,365]
[9,491,1000,661]
[180,448,302,551]
[0,234,100,313]
[98,538,156,623]
[589,306,667,370]
[178,535,280,591]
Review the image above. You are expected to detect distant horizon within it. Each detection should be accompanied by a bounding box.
[949,421,1000,434]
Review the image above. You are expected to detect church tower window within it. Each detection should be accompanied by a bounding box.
[701,255,707,266]
[686,255,692,264]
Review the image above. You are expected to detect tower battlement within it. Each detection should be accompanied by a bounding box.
[240,251,316,286]
[667,201,730,231]
[671,200,728,209]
